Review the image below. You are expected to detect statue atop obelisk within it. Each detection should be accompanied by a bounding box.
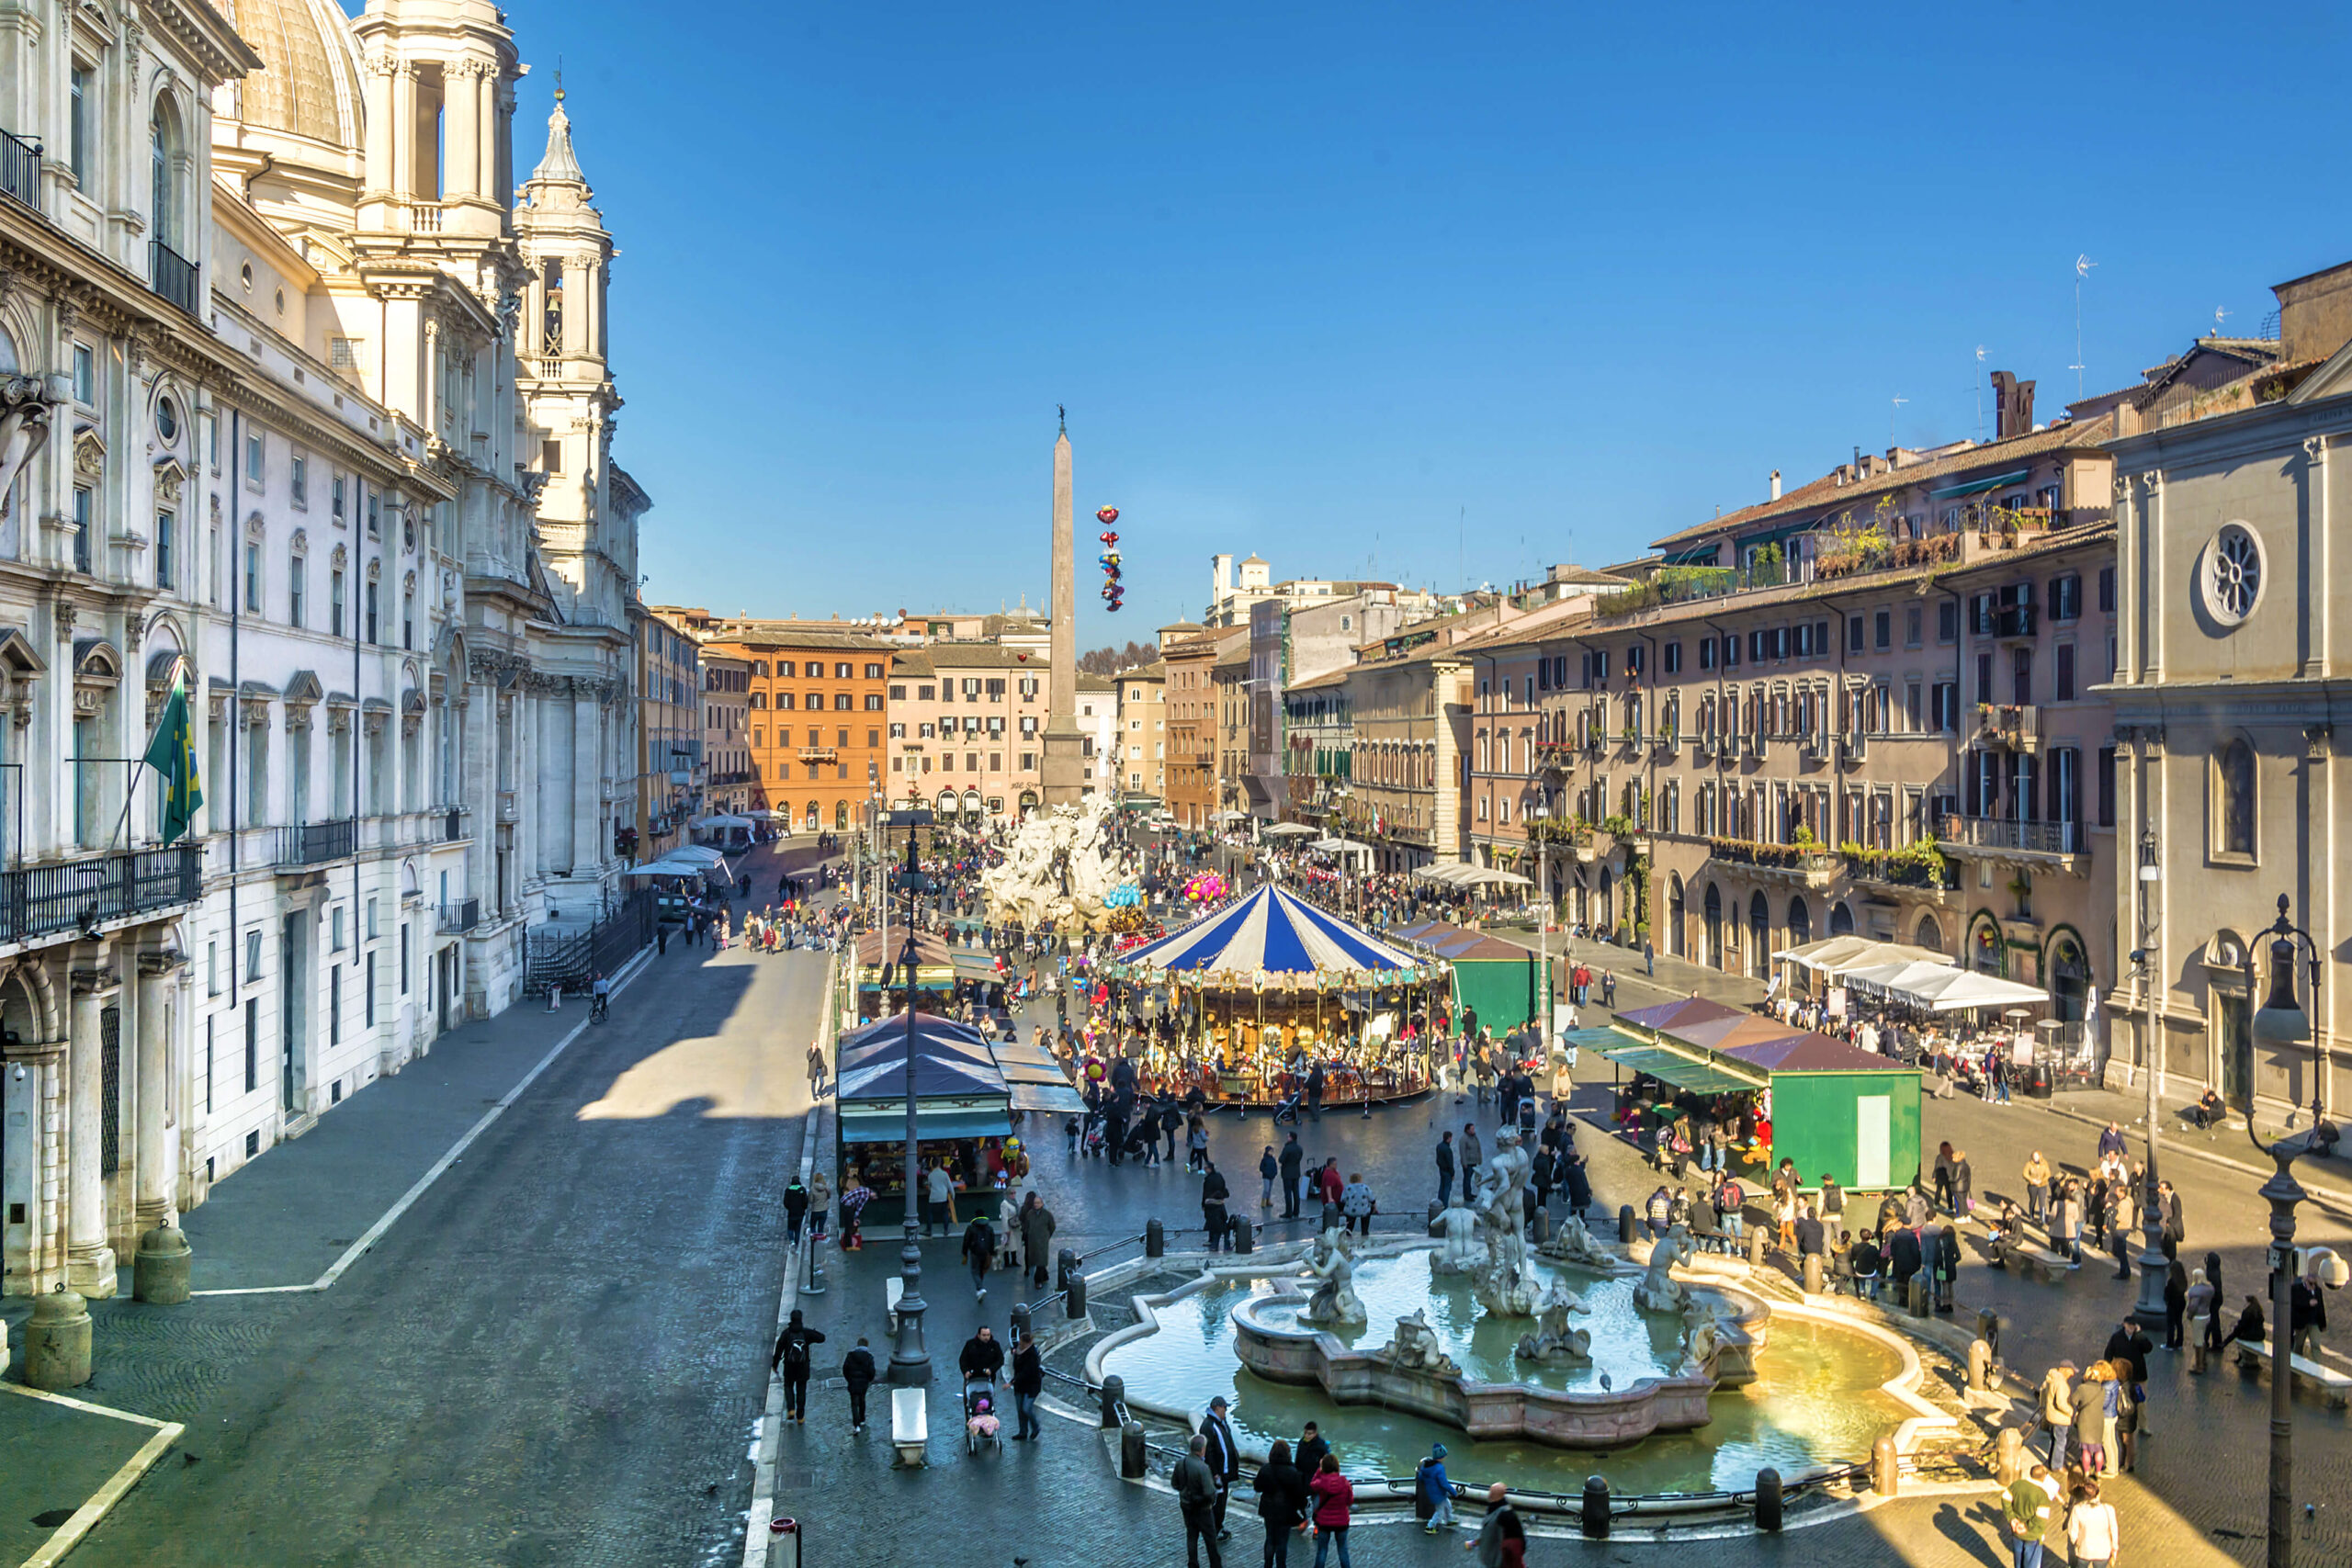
[1039,412,1085,807]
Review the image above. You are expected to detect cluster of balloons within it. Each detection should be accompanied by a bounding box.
[1104,883,1143,908]
[1182,871,1229,903]
[1097,506,1124,611]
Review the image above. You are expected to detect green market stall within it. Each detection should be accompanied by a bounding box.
[1391,919,1551,1034]
[833,1010,1012,1225]
[853,930,956,1021]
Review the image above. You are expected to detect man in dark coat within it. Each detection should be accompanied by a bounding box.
[1202,1159,1231,1252]
[1278,1134,1305,1220]
[1021,1192,1057,1288]
[840,1335,877,1432]
[1886,1224,1922,1293]
[959,1325,1005,1384]
[1293,1420,1330,1478]
[1201,1394,1242,1539]
[1435,1131,1456,1208]
[772,1308,825,1424]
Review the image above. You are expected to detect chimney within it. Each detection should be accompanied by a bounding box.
[1989,371,2036,440]
[1770,469,1781,502]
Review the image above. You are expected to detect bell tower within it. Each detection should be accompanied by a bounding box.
[350,0,522,244]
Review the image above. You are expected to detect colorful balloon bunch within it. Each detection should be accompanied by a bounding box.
[1104,882,1143,908]
[1097,506,1124,612]
[1182,870,1228,903]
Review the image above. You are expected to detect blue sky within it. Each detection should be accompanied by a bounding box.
[499,0,2350,646]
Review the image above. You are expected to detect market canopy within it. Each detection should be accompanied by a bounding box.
[1262,822,1317,839]
[1592,1033,1767,1096]
[1102,883,1442,986]
[836,1012,1006,1102]
[1773,935,1953,977]
[1389,920,1534,964]
[1877,966,2049,1013]
[1720,1032,1914,1072]
[694,814,754,829]
[667,846,728,866]
[1453,866,1532,889]
[1410,863,1481,886]
[1663,1014,1815,1054]
[1614,996,1746,1032]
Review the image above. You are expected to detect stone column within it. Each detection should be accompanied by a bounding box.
[64,962,116,1297]
[133,948,180,1233]
[445,62,480,203]
[390,65,416,199]
[575,689,600,881]
[1040,426,1084,806]
[477,69,499,205]
[363,53,396,196]
[3,1021,65,1296]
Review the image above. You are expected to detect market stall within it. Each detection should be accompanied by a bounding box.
[833,1011,1015,1225]
[1095,883,1451,1107]
[853,930,957,1020]
[1389,919,1551,1035]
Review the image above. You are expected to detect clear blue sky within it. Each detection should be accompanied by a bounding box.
[502,0,2350,646]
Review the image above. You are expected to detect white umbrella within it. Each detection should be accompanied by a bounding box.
[696,813,755,829]
[1458,866,1532,888]
[668,845,727,866]
[1262,822,1317,839]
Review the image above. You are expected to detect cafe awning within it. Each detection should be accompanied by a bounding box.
[1928,468,2030,501]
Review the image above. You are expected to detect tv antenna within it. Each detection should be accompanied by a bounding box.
[2072,255,2096,398]
[2213,306,2231,336]
[1890,394,1907,447]
[1973,346,1988,442]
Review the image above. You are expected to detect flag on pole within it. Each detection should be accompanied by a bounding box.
[142,668,202,847]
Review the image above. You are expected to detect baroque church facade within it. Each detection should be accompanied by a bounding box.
[0,0,645,1298]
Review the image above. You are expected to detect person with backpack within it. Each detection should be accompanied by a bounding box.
[771,1308,825,1425]
[961,1213,995,1301]
[783,1178,809,1246]
[1414,1442,1459,1532]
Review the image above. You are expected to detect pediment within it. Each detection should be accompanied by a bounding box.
[73,425,105,479]
[2290,334,2352,407]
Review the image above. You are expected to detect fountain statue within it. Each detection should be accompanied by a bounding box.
[978,794,1121,933]
[1536,1212,1616,1269]
[1430,1204,1487,1276]
[1632,1225,1696,1314]
[1300,1228,1367,1325]
[1679,1298,1734,1377]
[1471,1127,1540,1316]
[1379,1309,1459,1375]
[1513,1278,1593,1363]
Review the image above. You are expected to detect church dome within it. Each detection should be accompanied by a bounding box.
[219,0,364,153]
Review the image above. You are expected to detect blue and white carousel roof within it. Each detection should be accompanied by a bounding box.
[1104,884,1442,988]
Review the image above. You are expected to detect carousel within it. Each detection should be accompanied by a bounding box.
[1094,884,1450,1109]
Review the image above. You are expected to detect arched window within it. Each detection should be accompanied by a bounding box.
[1747,891,1770,979]
[834,800,849,830]
[2217,739,2255,857]
[1667,874,1686,958]
[1915,914,1944,954]
[1702,883,1724,970]
[150,104,180,252]
[1788,895,1811,947]
[1829,900,1855,937]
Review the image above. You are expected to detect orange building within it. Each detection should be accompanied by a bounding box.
[690,619,895,834]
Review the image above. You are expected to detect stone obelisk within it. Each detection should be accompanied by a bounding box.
[1040,419,1085,807]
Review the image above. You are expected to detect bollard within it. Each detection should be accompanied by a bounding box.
[1057,1247,1080,1292]
[766,1516,801,1568]
[1801,1254,1824,1296]
[1532,1209,1552,1246]
[1100,1373,1126,1428]
[1066,1268,1088,1320]
[803,1232,828,1297]
[1966,1337,1993,1393]
[25,1288,91,1391]
[1146,1218,1166,1258]
[1580,1475,1611,1539]
[131,1224,192,1305]
[1618,1205,1637,1245]
[1121,1420,1149,1478]
[1010,1303,1034,1345]
[1907,1274,1929,1318]
[1747,1226,1768,1267]
[1994,1427,2024,1485]
[1871,1434,1899,1495]
[1231,1215,1253,1255]
[1753,1467,1782,1532]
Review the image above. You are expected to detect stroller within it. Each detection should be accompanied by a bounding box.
[963,1380,1004,1455]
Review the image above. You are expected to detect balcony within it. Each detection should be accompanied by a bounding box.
[0,129,40,210]
[149,240,199,316]
[438,807,469,843]
[1705,837,1840,890]
[798,748,839,765]
[1971,704,2041,753]
[1937,814,2084,869]
[277,818,356,867]
[438,898,481,935]
[0,845,199,944]
[1992,604,2038,639]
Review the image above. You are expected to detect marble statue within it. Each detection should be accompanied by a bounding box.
[1470,1126,1540,1316]
[1513,1278,1593,1363]
[979,794,1121,933]
[1679,1298,1732,1377]
[1300,1228,1366,1325]
[1430,1204,1487,1276]
[1633,1225,1696,1314]
[1379,1309,1458,1375]
[1537,1212,1615,1269]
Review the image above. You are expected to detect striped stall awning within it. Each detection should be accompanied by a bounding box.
[1108,884,1431,984]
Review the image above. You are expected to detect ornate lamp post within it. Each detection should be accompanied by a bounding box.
[888,807,936,1385]
[2248,893,2326,1568]
[2131,827,2169,1330]
[1529,796,1551,1053]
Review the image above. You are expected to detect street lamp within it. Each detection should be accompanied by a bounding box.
[1530,795,1551,1054]
[2131,827,2169,1331]
[888,808,937,1386]
[2248,893,2324,1568]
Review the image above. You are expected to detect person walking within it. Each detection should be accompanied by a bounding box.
[807,1042,828,1100]
[1261,1145,1281,1208]
[1018,1190,1057,1288]
[1203,1158,1232,1252]
[1252,1439,1309,1568]
[1340,1173,1376,1236]
[783,1177,809,1246]
[1009,1330,1044,1441]
[771,1308,825,1425]
[1415,1442,1459,1533]
[1279,1134,1306,1221]
[2065,1479,2120,1568]
[2164,1258,2190,1349]
[1306,1453,1354,1568]
[1203,1394,1242,1540]
[840,1335,876,1432]
[961,1212,995,1302]
[1176,1434,1226,1568]
[1435,1131,1456,1209]
[1467,1481,1524,1565]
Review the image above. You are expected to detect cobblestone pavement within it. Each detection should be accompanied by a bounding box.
[778,902,2347,1568]
[33,840,831,1567]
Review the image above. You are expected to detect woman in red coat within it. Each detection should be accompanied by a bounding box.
[1306,1452,1353,1568]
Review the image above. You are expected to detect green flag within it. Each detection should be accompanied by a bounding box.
[142,669,202,847]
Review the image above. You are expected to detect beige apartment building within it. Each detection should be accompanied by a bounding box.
[702,653,754,816]
[1115,663,1169,800]
[886,646,1049,824]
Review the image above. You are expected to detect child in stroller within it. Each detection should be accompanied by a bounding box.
[964,1380,1004,1454]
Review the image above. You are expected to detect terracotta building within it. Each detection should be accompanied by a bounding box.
[690,621,893,834]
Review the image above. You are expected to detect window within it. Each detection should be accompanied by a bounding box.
[72,344,94,405]
[243,541,261,613]
[2097,746,2116,828]
[1662,640,1681,675]
[863,693,883,711]
[330,336,361,371]
[330,569,345,636]
[365,579,379,643]
[865,662,884,679]
[290,455,309,507]
[2098,566,2116,614]
[402,587,413,649]
[364,953,377,1028]
[69,65,92,185]
[2054,643,2075,702]
[332,474,346,523]
[367,489,380,536]
[1905,605,1923,648]
[2215,739,2256,858]
[1698,637,1715,671]
[1873,609,1892,650]
[888,683,906,700]
[1931,681,1959,732]
[288,553,306,628]
[245,432,265,486]
[1937,600,1959,643]
[155,512,175,590]
[1625,644,1645,676]
[1846,615,1864,655]
[835,662,853,679]
[2051,574,2081,621]
[332,904,345,952]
